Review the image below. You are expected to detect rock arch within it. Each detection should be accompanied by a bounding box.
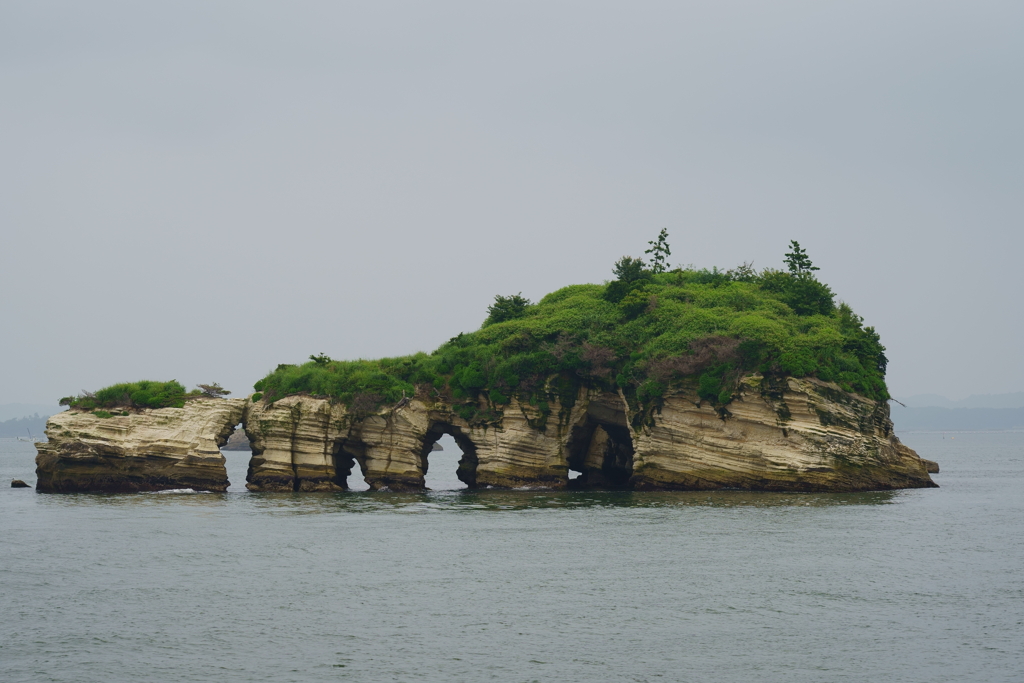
[330,436,370,490]
[419,420,480,489]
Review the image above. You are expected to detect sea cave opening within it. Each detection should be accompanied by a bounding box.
[420,423,479,491]
[565,411,635,491]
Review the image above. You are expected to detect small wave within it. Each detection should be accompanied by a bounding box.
[150,488,210,494]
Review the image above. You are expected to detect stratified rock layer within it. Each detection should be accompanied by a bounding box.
[244,396,346,492]
[38,375,936,493]
[243,394,573,491]
[628,376,936,491]
[35,399,245,493]
[242,375,933,492]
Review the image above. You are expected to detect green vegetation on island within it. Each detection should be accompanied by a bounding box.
[60,381,231,414]
[253,238,889,426]
[59,238,887,427]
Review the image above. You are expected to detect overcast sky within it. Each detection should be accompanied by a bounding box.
[2,1,1021,405]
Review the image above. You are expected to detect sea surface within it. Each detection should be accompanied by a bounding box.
[2,432,1022,683]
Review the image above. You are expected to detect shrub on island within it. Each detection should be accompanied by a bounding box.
[60,380,231,412]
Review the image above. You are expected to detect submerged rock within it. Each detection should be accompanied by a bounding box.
[35,399,246,493]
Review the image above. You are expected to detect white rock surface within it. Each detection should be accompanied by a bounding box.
[36,398,246,492]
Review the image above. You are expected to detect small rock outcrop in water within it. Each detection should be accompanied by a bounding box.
[35,399,245,493]
[11,479,29,488]
[221,428,250,451]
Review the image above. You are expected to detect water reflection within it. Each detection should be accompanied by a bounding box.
[11,440,901,513]
[251,488,901,513]
[34,486,901,513]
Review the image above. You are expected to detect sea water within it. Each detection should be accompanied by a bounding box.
[1,432,1022,683]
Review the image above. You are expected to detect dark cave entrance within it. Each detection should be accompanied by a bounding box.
[565,407,635,491]
[419,422,479,491]
[331,439,371,491]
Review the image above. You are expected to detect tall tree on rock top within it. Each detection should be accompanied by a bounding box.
[784,240,819,274]
[485,293,532,325]
[778,240,834,316]
[644,228,672,274]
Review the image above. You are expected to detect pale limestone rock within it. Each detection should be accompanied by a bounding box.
[35,398,246,493]
[629,375,935,491]
[38,376,936,493]
[244,395,348,491]
[461,396,570,488]
[244,394,574,491]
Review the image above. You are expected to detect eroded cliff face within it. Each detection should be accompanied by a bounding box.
[240,374,934,493]
[244,396,346,492]
[37,375,936,493]
[629,375,936,492]
[35,398,246,493]
[243,393,576,491]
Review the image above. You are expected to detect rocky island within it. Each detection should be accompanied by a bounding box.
[36,240,937,493]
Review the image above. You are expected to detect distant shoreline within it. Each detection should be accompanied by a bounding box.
[895,429,1024,434]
